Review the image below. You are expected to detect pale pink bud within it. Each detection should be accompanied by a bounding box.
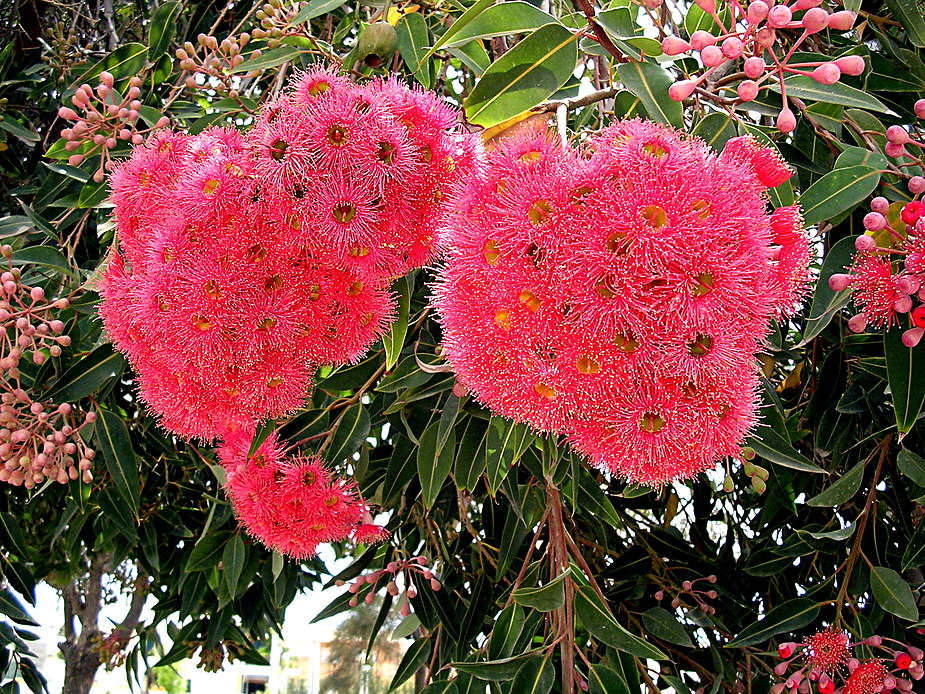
[777,107,797,133]
[909,176,925,195]
[855,234,877,252]
[827,11,856,30]
[721,36,743,58]
[812,63,841,85]
[871,196,889,214]
[737,81,759,101]
[800,8,829,33]
[156,116,170,128]
[400,602,410,616]
[902,327,924,348]
[916,99,925,119]
[100,71,114,88]
[127,87,141,99]
[886,142,907,158]
[828,273,851,291]
[894,295,913,313]
[695,0,716,11]
[701,45,726,67]
[864,212,887,230]
[887,125,911,144]
[690,30,717,51]
[57,107,79,121]
[669,80,698,101]
[29,287,44,302]
[747,1,769,22]
[131,134,144,144]
[430,578,441,591]
[744,56,766,78]
[661,37,691,55]
[96,84,110,99]
[794,0,823,8]
[767,5,793,27]
[756,27,777,48]
[897,276,920,294]
[93,170,105,183]
[834,55,865,75]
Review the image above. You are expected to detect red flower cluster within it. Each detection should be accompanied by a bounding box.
[100,68,476,442]
[434,121,810,485]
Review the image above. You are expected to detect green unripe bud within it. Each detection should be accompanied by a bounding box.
[357,22,398,68]
[722,473,734,493]
[751,476,766,494]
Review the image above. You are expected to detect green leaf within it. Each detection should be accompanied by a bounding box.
[230,46,303,74]
[512,569,569,612]
[0,590,37,627]
[510,656,554,694]
[185,531,231,572]
[77,180,108,209]
[325,403,371,463]
[382,277,410,370]
[47,344,125,403]
[807,461,864,507]
[616,61,683,128]
[898,449,925,487]
[445,2,559,47]
[0,217,33,239]
[800,166,881,227]
[455,416,489,491]
[486,418,533,494]
[902,519,925,570]
[726,598,819,647]
[94,407,140,517]
[0,514,30,560]
[768,77,891,112]
[747,425,824,474]
[419,0,495,63]
[589,665,632,694]
[692,112,738,151]
[389,637,430,691]
[885,325,925,439]
[396,13,433,88]
[452,653,539,681]
[641,607,693,647]
[806,524,855,541]
[247,419,278,459]
[871,566,919,621]
[97,487,137,542]
[148,1,183,59]
[802,237,857,343]
[835,146,889,171]
[419,683,458,694]
[0,117,39,144]
[464,23,579,128]
[291,0,348,23]
[883,0,925,47]
[576,465,623,527]
[222,534,246,597]
[72,43,148,85]
[574,584,666,659]
[488,604,525,661]
[12,246,77,278]
[684,2,729,36]
[417,421,456,509]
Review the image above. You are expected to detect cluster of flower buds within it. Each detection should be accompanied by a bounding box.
[655,574,718,614]
[828,192,925,346]
[775,628,924,694]
[92,630,129,670]
[58,72,170,182]
[662,0,861,133]
[187,639,244,672]
[176,33,258,98]
[339,556,441,615]
[884,101,925,161]
[252,0,309,47]
[723,446,770,493]
[41,22,89,83]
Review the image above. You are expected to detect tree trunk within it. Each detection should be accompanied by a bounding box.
[59,641,102,694]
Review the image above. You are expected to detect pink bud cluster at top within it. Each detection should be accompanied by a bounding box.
[58,72,171,182]
[217,429,388,559]
[0,248,94,488]
[654,574,718,614]
[775,630,924,694]
[433,121,811,485]
[828,193,925,346]
[337,555,440,614]
[100,67,477,442]
[662,0,861,133]
[176,33,259,98]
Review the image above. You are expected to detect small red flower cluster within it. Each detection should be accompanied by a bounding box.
[776,630,924,694]
[338,555,441,615]
[434,121,810,485]
[101,67,475,442]
[829,195,925,346]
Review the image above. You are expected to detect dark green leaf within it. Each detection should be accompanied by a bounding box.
[512,569,569,612]
[383,277,410,370]
[72,43,148,85]
[807,461,864,507]
[464,23,579,128]
[396,13,434,88]
[12,246,76,278]
[768,77,891,111]
[230,47,303,74]
[802,237,857,343]
[148,2,183,59]
[77,180,108,208]
[747,425,824,473]
[510,656,554,694]
[885,325,925,438]
[488,604,525,661]
[870,566,919,621]
[419,0,495,63]
[589,665,632,694]
[389,637,430,691]
[897,449,925,487]
[47,344,125,402]
[642,607,693,647]
[455,416,489,491]
[575,585,666,659]
[692,112,738,151]
[97,487,137,542]
[291,0,349,23]
[902,518,925,570]
[95,407,140,517]
[0,591,37,627]
[185,531,231,572]
[0,118,39,144]
[726,598,819,647]
[325,403,371,464]
[835,146,889,171]
[0,513,30,560]
[883,0,925,47]
[222,534,246,597]
[417,421,456,509]
[452,652,539,681]
[800,166,881,227]
[616,61,683,128]
[445,2,558,47]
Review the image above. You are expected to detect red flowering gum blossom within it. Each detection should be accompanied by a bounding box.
[803,627,851,673]
[843,660,889,694]
[433,119,810,485]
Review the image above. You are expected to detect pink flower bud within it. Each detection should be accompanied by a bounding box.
[855,234,877,252]
[701,45,726,67]
[694,0,716,12]
[834,55,865,75]
[400,602,410,616]
[669,80,698,102]
[827,10,856,30]
[870,197,889,214]
[776,107,796,133]
[756,27,777,48]
[794,0,823,8]
[661,37,691,55]
[828,273,851,291]
[721,36,743,58]
[886,142,907,158]
[848,314,867,333]
[897,276,920,294]
[812,63,841,85]
[97,84,111,99]
[690,30,717,51]
[801,7,829,33]
[747,0,769,22]
[916,99,925,119]
[894,295,913,313]
[887,125,911,144]
[430,578,441,591]
[57,107,79,121]
[156,116,171,129]
[100,71,115,88]
[767,5,793,27]
[744,57,766,78]
[863,212,887,230]
[902,327,924,348]
[909,176,925,195]
[737,81,759,101]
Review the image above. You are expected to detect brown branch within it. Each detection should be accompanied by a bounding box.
[570,0,628,63]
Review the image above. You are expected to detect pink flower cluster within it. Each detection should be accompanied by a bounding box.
[217,430,386,559]
[434,121,810,485]
[829,194,925,346]
[775,630,923,694]
[101,68,475,442]
[337,555,441,614]
[663,0,861,133]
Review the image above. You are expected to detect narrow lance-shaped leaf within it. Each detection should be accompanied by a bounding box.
[616,61,684,128]
[800,166,881,226]
[94,407,140,517]
[885,324,925,439]
[870,566,919,621]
